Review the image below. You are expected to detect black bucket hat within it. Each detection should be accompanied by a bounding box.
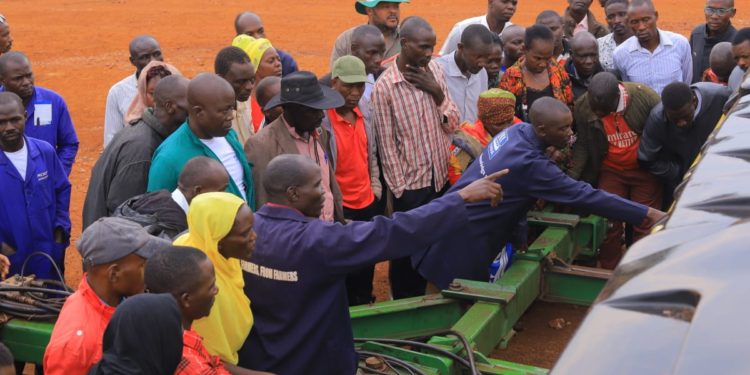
[264,71,345,111]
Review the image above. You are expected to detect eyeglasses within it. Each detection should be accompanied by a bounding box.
[704,7,734,16]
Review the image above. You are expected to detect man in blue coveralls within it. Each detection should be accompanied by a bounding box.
[239,154,507,374]
[0,52,79,176]
[414,97,667,288]
[0,92,71,280]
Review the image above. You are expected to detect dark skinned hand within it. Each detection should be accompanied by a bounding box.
[458,169,510,207]
[403,64,445,105]
[641,207,667,228]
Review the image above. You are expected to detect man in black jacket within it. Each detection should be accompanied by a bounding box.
[565,32,604,100]
[638,81,731,206]
[82,75,189,229]
[689,0,737,83]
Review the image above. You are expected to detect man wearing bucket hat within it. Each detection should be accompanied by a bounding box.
[44,217,170,375]
[322,56,382,306]
[330,0,409,69]
[245,71,346,222]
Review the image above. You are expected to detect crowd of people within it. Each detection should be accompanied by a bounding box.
[0,0,746,373]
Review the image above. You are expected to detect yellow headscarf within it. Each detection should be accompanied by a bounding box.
[173,192,252,365]
[232,34,275,70]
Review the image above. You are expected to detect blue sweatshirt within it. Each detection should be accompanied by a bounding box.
[413,123,648,288]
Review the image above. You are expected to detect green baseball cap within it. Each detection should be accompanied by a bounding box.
[355,0,410,15]
[332,55,373,84]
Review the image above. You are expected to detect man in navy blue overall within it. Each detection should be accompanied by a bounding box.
[239,154,507,374]
[413,97,666,288]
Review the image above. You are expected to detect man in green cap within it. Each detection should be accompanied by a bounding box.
[330,0,409,69]
[322,55,382,306]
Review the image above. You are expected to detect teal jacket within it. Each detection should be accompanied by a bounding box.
[147,122,255,209]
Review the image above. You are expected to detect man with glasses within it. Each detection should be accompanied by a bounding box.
[689,0,737,83]
[613,0,692,94]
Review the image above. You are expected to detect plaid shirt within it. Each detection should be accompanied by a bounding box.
[371,59,460,198]
[174,329,231,375]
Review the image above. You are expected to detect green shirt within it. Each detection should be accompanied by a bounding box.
[147,122,255,209]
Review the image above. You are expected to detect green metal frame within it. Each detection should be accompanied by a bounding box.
[352,212,611,374]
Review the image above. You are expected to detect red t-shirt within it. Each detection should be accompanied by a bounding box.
[43,275,116,375]
[174,329,232,375]
[601,85,640,171]
[251,96,263,133]
[327,107,375,210]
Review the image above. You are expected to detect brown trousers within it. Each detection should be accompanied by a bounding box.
[597,166,662,269]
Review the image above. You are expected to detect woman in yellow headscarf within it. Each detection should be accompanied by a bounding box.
[232,34,282,132]
[173,192,256,365]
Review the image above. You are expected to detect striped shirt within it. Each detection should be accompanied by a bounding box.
[103,74,137,146]
[613,30,693,95]
[371,60,460,198]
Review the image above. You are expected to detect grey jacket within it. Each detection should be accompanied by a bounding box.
[321,109,383,201]
[82,109,174,229]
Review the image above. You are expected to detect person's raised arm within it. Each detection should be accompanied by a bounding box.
[315,169,509,274]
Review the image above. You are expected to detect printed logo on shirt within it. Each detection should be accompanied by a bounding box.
[37,171,48,181]
[241,260,298,282]
[607,129,638,148]
[487,131,509,160]
[33,104,53,126]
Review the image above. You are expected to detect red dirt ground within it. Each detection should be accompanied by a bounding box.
[3,0,745,370]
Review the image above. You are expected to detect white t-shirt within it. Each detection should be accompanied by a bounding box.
[200,137,247,200]
[4,140,28,179]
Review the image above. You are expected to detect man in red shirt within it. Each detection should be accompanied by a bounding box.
[43,217,170,374]
[324,55,382,306]
[571,72,662,268]
[145,246,271,375]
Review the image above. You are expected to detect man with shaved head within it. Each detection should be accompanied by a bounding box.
[565,31,604,99]
[571,72,662,268]
[613,0,692,94]
[254,75,282,127]
[83,75,189,228]
[111,156,229,239]
[415,97,667,286]
[703,41,736,84]
[0,91,71,281]
[148,73,255,208]
[240,154,508,373]
[235,11,299,76]
[500,25,525,73]
[689,0,737,83]
[104,35,164,146]
[0,51,79,175]
[371,16,460,298]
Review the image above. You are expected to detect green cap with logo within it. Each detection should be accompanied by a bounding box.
[355,0,410,15]
[332,55,373,84]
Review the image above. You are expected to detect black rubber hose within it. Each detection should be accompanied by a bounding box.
[440,329,479,375]
[357,350,426,375]
[19,252,71,292]
[355,337,473,370]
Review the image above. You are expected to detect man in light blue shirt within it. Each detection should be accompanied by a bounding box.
[613,0,692,94]
[437,24,493,123]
